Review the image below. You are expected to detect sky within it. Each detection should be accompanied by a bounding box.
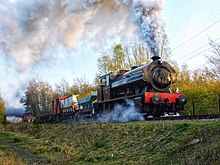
[1,0,220,111]
[163,0,220,68]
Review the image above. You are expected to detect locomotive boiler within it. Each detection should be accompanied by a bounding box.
[96,56,187,117]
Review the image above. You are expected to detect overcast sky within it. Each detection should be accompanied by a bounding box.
[1,0,220,110]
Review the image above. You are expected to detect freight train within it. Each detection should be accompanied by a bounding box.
[37,56,187,122]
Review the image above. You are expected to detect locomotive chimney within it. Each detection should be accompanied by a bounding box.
[151,56,161,61]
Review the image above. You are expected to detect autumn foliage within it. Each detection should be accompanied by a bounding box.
[20,41,220,116]
[0,95,5,124]
[172,65,220,115]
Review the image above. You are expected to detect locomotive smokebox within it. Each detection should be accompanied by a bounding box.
[143,57,177,92]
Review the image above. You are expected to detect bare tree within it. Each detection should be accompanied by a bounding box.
[206,40,220,79]
[70,77,96,95]
[54,78,70,96]
[97,43,152,75]
[97,35,171,76]
[21,78,56,115]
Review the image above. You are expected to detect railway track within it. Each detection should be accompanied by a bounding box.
[68,113,220,123]
[145,114,220,121]
[38,109,220,123]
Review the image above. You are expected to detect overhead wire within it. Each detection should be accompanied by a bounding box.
[179,47,210,62]
[171,13,220,52]
[177,37,220,61]
[170,12,220,65]
[171,19,220,52]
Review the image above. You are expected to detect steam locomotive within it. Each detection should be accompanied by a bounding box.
[38,56,187,122]
[95,56,187,117]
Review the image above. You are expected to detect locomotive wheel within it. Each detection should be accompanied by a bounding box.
[152,105,163,117]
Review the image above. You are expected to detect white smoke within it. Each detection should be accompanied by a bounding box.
[0,0,132,71]
[0,0,88,71]
[0,0,165,71]
[116,0,165,56]
[0,52,30,109]
[99,99,144,122]
[132,0,165,56]
[0,0,166,109]
[66,99,144,123]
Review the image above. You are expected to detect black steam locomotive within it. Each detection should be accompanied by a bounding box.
[95,56,187,117]
[37,56,187,122]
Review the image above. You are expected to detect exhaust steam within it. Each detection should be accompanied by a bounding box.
[98,99,144,123]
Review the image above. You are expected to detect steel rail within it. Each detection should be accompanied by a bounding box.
[144,114,220,121]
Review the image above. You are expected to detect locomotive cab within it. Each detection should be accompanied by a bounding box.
[97,73,111,102]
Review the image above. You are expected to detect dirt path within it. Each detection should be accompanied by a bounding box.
[10,143,49,165]
[0,138,49,165]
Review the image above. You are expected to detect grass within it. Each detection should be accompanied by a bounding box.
[1,121,220,164]
[0,149,25,165]
[0,128,26,165]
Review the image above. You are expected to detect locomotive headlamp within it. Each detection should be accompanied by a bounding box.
[151,93,162,105]
[178,95,187,105]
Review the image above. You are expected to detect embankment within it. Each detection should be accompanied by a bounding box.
[1,121,220,164]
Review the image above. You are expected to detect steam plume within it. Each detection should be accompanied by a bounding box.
[0,0,165,71]
[99,99,144,122]
[0,0,166,109]
[67,99,145,123]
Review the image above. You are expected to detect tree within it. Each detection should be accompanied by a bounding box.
[160,34,172,61]
[0,94,5,124]
[172,65,220,115]
[206,40,220,79]
[54,77,96,96]
[54,78,70,96]
[97,35,171,77]
[70,77,96,95]
[21,78,56,115]
[97,43,151,75]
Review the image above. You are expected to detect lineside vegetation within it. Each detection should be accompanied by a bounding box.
[0,95,5,127]
[2,121,220,164]
[18,40,220,116]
